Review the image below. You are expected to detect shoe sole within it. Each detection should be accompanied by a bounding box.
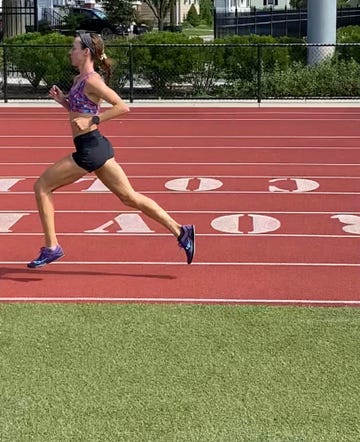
[187,225,195,264]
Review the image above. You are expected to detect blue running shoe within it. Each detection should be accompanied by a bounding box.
[27,245,64,268]
[178,225,195,264]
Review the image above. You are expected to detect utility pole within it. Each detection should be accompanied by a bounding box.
[307,0,337,65]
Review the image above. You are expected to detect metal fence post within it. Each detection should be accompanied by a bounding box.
[128,43,134,103]
[257,44,262,104]
[34,0,39,32]
[3,45,8,103]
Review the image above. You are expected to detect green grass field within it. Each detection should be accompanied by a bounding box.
[182,24,214,39]
[1,304,359,441]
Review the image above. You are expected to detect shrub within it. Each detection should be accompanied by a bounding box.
[5,33,73,90]
[214,35,292,82]
[186,5,201,28]
[5,32,46,88]
[105,38,130,93]
[277,36,306,64]
[131,32,203,95]
[336,25,360,62]
[261,57,360,98]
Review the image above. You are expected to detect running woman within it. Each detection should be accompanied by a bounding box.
[27,32,195,268]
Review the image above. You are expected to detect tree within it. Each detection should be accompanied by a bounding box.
[102,0,135,25]
[186,5,200,27]
[141,0,175,31]
[200,0,213,26]
[290,0,355,7]
[289,0,306,7]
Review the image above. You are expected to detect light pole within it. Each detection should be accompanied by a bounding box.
[307,0,337,65]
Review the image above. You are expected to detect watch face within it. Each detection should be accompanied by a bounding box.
[93,116,100,124]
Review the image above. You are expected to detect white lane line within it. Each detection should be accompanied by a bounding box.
[2,175,360,179]
[2,110,360,115]
[0,297,359,305]
[0,209,359,214]
[0,233,358,238]
[1,146,360,150]
[1,261,360,266]
[1,135,360,139]
[2,191,360,195]
[1,162,359,166]
[1,117,360,122]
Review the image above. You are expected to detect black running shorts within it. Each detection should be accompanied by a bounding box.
[72,130,114,172]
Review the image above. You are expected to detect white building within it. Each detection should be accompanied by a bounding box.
[218,0,292,14]
[136,0,200,27]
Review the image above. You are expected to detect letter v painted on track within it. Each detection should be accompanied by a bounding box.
[0,213,30,232]
[84,214,155,233]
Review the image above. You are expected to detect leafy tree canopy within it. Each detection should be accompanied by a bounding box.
[102,0,135,25]
[142,0,175,30]
[290,0,357,8]
[200,0,213,26]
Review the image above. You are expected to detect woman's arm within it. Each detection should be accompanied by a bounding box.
[71,76,129,131]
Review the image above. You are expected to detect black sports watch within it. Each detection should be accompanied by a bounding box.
[91,115,100,125]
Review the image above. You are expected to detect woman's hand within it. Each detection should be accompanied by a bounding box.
[71,116,93,131]
[49,85,65,104]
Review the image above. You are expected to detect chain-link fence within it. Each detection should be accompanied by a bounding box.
[1,42,360,102]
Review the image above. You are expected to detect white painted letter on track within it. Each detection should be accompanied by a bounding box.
[165,177,223,191]
[80,178,109,192]
[331,214,360,235]
[0,179,25,192]
[85,214,154,233]
[0,212,29,232]
[211,214,281,234]
[269,178,319,193]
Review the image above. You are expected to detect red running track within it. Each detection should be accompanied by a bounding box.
[0,106,359,305]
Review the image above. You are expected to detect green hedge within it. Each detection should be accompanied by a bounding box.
[214,35,297,82]
[131,32,204,94]
[219,57,360,99]
[336,25,360,62]
[3,29,360,100]
[4,33,74,90]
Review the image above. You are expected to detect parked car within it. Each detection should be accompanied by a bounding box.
[67,8,129,37]
[133,24,150,35]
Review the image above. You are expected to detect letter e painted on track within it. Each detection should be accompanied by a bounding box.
[269,178,319,193]
[331,214,360,235]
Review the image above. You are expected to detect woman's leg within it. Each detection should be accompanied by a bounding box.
[95,158,182,237]
[34,155,87,248]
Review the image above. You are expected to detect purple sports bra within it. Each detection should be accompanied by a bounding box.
[68,72,100,115]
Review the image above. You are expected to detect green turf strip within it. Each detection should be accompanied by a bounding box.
[0,304,359,441]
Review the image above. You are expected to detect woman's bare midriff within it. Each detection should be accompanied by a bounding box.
[69,111,98,138]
